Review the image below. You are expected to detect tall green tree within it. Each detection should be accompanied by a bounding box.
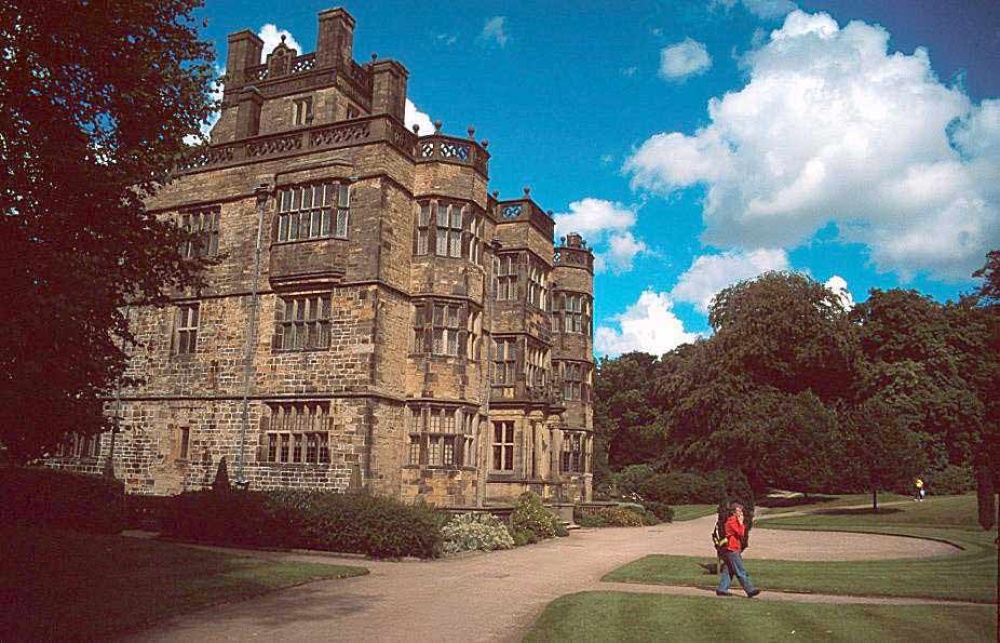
[0,1,215,461]
[709,271,858,401]
[593,352,664,476]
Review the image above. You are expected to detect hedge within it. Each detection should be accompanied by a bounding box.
[162,489,445,559]
[0,466,125,534]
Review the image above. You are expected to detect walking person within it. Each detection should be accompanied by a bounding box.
[914,477,925,501]
[716,503,761,598]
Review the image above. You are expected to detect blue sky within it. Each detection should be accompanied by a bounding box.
[197,0,1000,357]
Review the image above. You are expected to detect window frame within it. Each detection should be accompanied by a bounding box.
[273,294,332,352]
[174,303,200,355]
[263,402,332,465]
[275,182,350,243]
[491,421,515,472]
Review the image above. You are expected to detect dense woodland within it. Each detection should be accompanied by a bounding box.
[594,251,1000,507]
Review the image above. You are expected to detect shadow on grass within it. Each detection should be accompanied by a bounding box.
[757,495,840,509]
[813,507,904,516]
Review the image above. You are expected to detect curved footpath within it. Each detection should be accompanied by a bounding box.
[128,512,964,643]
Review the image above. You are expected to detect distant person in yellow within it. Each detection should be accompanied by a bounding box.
[914,477,925,501]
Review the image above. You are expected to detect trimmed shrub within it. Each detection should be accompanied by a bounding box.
[510,491,559,544]
[441,512,515,554]
[163,489,444,559]
[928,465,976,495]
[574,505,647,527]
[614,467,753,508]
[0,466,124,534]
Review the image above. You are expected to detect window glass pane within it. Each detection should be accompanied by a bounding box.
[339,184,350,207]
[290,188,300,211]
[450,206,462,229]
[419,203,430,226]
[280,190,291,212]
[436,204,448,227]
[321,209,332,236]
[302,185,313,209]
[336,210,348,237]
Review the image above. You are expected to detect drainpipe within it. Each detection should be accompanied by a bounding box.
[236,183,270,489]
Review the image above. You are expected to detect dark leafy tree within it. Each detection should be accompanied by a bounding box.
[709,271,858,401]
[0,1,215,461]
[840,399,926,511]
[593,352,664,476]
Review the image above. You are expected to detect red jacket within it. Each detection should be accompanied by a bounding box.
[724,514,745,552]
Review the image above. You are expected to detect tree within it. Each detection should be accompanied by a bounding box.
[840,398,926,511]
[709,271,858,401]
[593,352,664,476]
[0,1,215,461]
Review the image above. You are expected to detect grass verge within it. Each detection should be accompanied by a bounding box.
[0,525,368,641]
[604,494,997,603]
[667,504,719,522]
[523,592,996,642]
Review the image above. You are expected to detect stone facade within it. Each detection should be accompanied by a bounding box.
[50,8,595,508]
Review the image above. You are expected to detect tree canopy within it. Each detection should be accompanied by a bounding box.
[0,1,215,461]
[594,260,999,506]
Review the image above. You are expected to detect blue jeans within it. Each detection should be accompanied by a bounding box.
[717,550,757,595]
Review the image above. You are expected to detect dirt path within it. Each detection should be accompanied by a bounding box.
[127,513,964,642]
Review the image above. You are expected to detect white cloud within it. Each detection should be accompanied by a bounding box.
[713,0,797,20]
[553,198,636,240]
[626,10,1000,280]
[602,232,650,274]
[481,16,509,47]
[659,38,712,80]
[595,290,701,357]
[258,24,302,61]
[824,275,855,309]
[404,99,435,137]
[671,249,790,313]
[742,0,797,19]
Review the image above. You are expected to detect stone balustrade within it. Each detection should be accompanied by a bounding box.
[178,116,487,177]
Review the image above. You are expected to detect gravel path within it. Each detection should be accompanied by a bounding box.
[127,512,964,642]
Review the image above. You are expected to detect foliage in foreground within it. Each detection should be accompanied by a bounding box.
[163,489,445,559]
[0,0,217,461]
[0,466,124,534]
[441,512,515,554]
[510,491,562,545]
[524,592,994,643]
[0,525,365,642]
[574,504,658,527]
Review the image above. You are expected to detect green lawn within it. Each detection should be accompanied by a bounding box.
[605,495,997,603]
[523,592,996,642]
[0,526,368,641]
[668,504,718,522]
[758,492,912,514]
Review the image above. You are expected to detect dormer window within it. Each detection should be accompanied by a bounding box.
[293,97,313,126]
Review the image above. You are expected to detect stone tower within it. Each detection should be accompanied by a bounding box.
[49,8,596,507]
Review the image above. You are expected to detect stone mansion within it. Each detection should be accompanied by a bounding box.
[54,8,595,507]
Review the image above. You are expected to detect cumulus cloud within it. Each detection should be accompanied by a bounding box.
[659,38,712,80]
[714,0,797,20]
[553,198,635,239]
[595,290,701,356]
[671,249,790,313]
[824,275,855,309]
[258,24,303,61]
[604,232,650,274]
[404,99,435,137]
[626,10,1000,280]
[553,199,649,273]
[481,16,509,47]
